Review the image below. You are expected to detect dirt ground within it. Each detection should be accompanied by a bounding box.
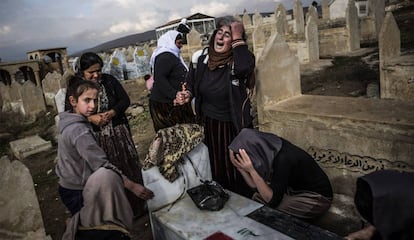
[2,2,413,239]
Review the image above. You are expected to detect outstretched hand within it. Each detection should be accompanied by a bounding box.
[125,178,154,200]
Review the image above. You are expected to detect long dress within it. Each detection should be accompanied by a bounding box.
[187,43,256,198]
[93,73,146,217]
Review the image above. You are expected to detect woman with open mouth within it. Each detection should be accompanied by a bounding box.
[183,16,256,198]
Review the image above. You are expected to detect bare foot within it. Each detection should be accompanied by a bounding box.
[344,224,376,240]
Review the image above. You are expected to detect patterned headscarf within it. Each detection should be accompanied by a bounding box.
[142,124,204,182]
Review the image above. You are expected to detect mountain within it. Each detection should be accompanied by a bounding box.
[71,29,156,57]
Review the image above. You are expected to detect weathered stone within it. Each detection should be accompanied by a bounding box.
[321,0,330,20]
[346,0,360,51]
[9,135,52,160]
[306,15,319,62]
[293,0,305,36]
[0,156,50,239]
[21,81,46,116]
[42,71,63,109]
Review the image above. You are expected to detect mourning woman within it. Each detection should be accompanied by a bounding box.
[182,17,256,197]
[149,30,195,132]
[229,128,333,220]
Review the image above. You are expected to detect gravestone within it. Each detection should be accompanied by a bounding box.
[104,49,126,81]
[306,15,319,62]
[0,156,50,239]
[252,10,263,26]
[379,11,414,101]
[55,88,67,113]
[293,0,305,36]
[256,31,300,121]
[306,3,318,24]
[21,81,47,116]
[321,0,330,20]
[0,82,11,111]
[9,135,52,160]
[275,3,288,36]
[9,80,23,114]
[42,71,62,108]
[346,0,360,51]
[252,22,266,61]
[242,10,252,26]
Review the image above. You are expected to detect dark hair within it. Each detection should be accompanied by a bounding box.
[175,33,183,41]
[66,76,99,112]
[144,74,151,81]
[209,16,247,47]
[79,52,104,72]
[177,24,190,34]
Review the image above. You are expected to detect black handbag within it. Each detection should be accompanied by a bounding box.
[187,180,229,211]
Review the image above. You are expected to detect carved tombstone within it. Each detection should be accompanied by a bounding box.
[346,0,360,51]
[242,10,252,27]
[0,82,11,111]
[256,32,300,123]
[42,71,63,109]
[321,0,330,20]
[275,3,288,36]
[9,80,23,114]
[0,156,50,239]
[21,81,47,116]
[306,15,319,63]
[293,0,305,36]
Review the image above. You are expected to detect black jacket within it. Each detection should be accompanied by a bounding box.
[187,45,255,132]
[150,52,188,103]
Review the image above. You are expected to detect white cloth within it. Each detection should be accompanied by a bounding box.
[142,143,212,211]
[150,30,188,71]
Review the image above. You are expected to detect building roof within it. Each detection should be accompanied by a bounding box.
[26,47,67,54]
[155,12,215,30]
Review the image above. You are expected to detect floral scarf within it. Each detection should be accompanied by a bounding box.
[142,124,204,182]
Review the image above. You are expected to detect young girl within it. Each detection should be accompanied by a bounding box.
[56,76,154,240]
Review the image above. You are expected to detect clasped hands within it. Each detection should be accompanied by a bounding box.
[173,90,191,106]
[88,109,116,127]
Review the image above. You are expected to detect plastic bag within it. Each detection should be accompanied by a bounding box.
[187,180,229,211]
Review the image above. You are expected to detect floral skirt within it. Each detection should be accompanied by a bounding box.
[203,116,253,198]
[95,123,146,217]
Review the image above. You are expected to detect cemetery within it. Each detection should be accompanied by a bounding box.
[0,0,413,239]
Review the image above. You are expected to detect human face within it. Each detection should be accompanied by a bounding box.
[214,25,232,53]
[70,88,98,117]
[82,63,101,82]
[175,38,184,49]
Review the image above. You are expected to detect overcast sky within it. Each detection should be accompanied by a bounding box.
[0,0,316,62]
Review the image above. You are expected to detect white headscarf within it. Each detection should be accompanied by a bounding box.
[150,30,188,71]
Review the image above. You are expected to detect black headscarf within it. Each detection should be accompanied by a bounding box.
[355,170,414,240]
[228,128,282,182]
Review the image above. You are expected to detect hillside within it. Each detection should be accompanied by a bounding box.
[70,29,156,57]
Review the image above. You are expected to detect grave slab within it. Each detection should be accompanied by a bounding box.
[9,135,52,160]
